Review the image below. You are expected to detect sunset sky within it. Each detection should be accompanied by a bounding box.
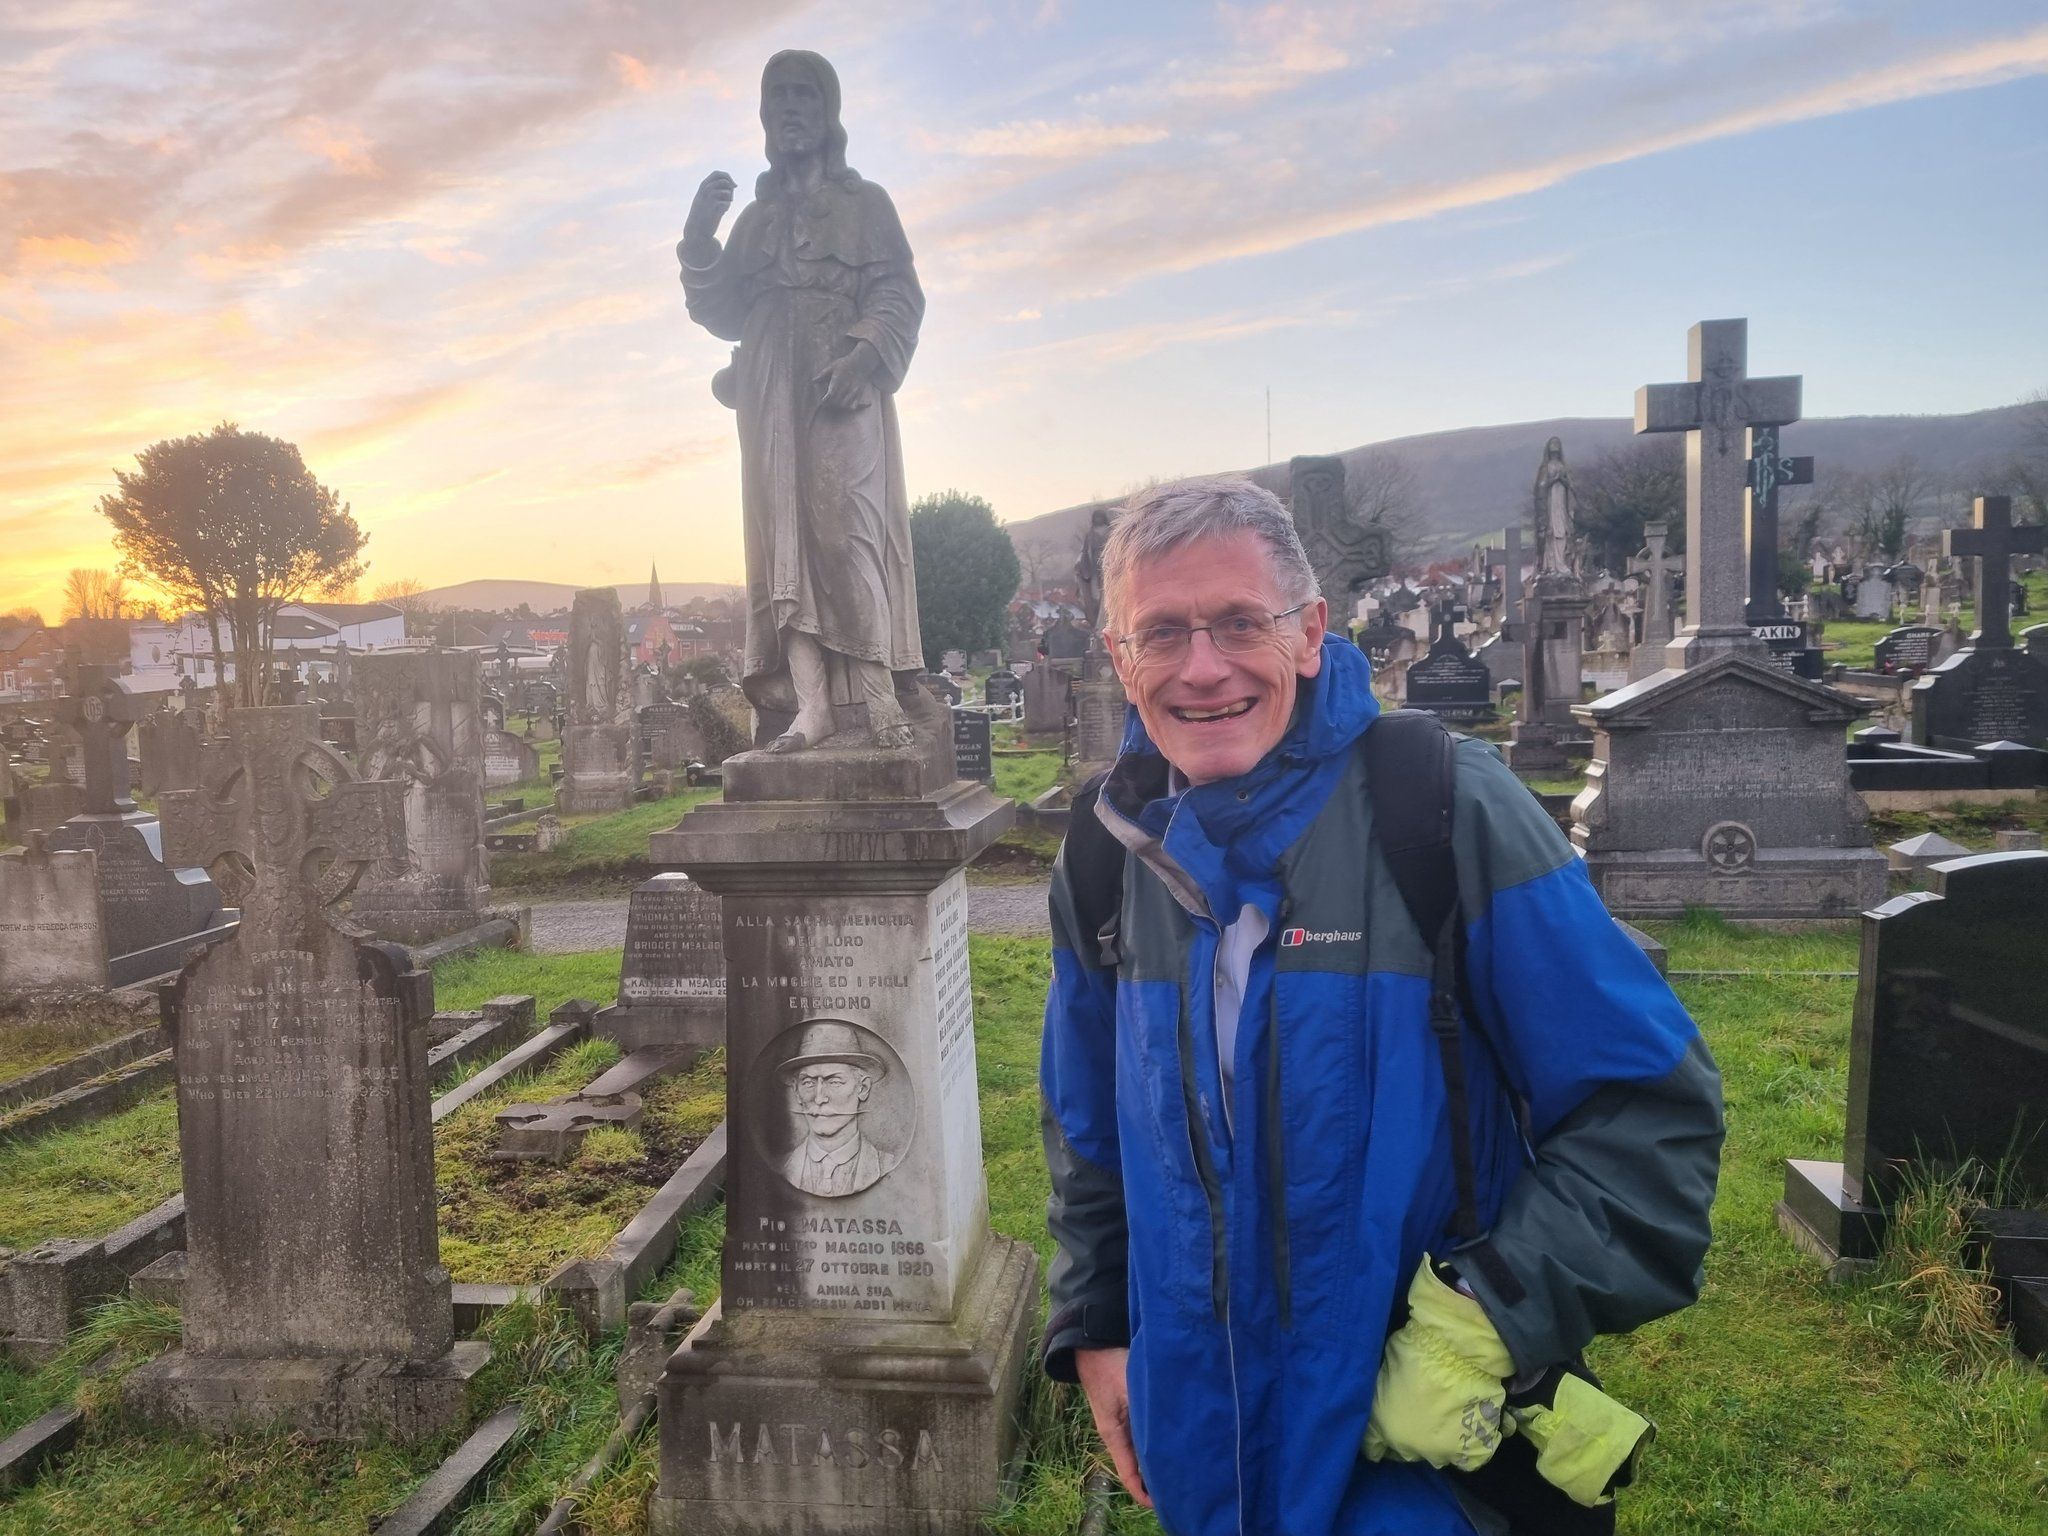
[3,1,2044,620]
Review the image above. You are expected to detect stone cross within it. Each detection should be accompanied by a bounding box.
[162,705,405,951]
[1638,521,1676,650]
[1945,496,2044,650]
[57,666,142,816]
[1635,318,1801,664]
[1484,525,1524,639]
[1744,424,1814,624]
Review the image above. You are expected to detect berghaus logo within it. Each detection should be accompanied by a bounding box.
[1280,926,1362,947]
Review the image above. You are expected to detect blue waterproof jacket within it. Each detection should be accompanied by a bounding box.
[1039,637,1723,1535]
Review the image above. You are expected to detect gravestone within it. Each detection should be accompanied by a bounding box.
[940,649,967,676]
[1289,454,1391,610]
[1780,851,2048,1268]
[1874,625,1943,677]
[1072,676,1127,778]
[1477,526,1525,692]
[983,670,1020,711]
[1909,497,2048,750]
[45,668,225,965]
[641,701,709,771]
[1850,565,1895,622]
[1039,615,1090,673]
[136,707,204,798]
[1022,663,1069,735]
[127,705,485,1439]
[1403,605,1494,724]
[0,836,107,995]
[951,709,994,785]
[918,673,962,708]
[1506,440,1592,768]
[1743,424,1813,625]
[480,691,506,734]
[1573,320,1885,918]
[596,873,725,1056]
[351,651,492,945]
[1749,618,1825,680]
[560,588,637,814]
[482,729,540,789]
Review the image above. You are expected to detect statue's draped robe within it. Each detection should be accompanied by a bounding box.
[684,174,924,712]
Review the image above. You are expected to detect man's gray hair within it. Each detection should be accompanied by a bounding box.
[1100,476,1320,628]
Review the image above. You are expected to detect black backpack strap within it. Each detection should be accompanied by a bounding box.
[1064,770,1128,971]
[1361,712,1480,1242]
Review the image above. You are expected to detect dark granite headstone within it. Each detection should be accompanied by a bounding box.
[1748,619,1824,679]
[951,708,994,784]
[1403,635,1494,723]
[1780,851,2048,1266]
[1874,625,1943,677]
[984,669,1021,709]
[918,672,962,707]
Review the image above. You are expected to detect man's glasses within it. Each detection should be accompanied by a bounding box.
[1115,604,1308,662]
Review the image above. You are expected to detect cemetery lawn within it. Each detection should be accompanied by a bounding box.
[5,928,2045,1533]
[0,994,145,1085]
[434,1037,726,1285]
[992,747,1063,804]
[487,787,719,892]
[1869,795,2048,852]
[0,1088,179,1250]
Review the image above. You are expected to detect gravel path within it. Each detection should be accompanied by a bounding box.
[526,878,1051,954]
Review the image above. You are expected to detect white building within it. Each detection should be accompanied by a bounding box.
[143,602,408,691]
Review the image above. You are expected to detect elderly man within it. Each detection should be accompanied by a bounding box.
[1039,477,1722,1536]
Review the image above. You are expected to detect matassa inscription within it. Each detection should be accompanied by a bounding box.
[728,902,936,1318]
[706,1421,942,1473]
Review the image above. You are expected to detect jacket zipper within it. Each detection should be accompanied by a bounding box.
[1264,901,1293,1332]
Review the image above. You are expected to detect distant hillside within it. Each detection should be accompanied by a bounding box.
[1006,404,2035,560]
[411,578,741,614]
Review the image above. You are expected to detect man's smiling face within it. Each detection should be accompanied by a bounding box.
[1108,529,1328,785]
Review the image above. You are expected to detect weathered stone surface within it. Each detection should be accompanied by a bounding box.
[375,1401,525,1536]
[1289,454,1390,608]
[560,587,637,813]
[351,650,492,944]
[482,729,539,789]
[42,814,223,962]
[0,1405,82,1494]
[1021,664,1068,735]
[0,839,106,994]
[1572,656,1886,918]
[128,706,477,1441]
[1071,677,1126,777]
[1634,318,1799,667]
[598,875,725,1055]
[653,771,1032,1534]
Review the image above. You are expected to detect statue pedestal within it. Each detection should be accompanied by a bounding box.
[647,756,1036,1536]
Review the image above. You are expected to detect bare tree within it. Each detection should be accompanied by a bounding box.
[1847,454,1929,560]
[1345,448,1425,569]
[1009,533,1064,602]
[370,576,437,620]
[1575,437,1684,574]
[1,608,44,629]
[61,568,127,622]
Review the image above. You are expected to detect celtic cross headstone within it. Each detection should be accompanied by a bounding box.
[127,704,485,1440]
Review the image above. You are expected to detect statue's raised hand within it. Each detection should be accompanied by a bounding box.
[682,171,736,256]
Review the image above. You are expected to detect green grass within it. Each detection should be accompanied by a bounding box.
[0,948,628,1254]
[434,1038,726,1284]
[0,995,145,1086]
[488,788,718,892]
[993,749,1063,805]
[0,1088,181,1248]
[5,931,2046,1534]
[1867,797,2048,852]
[433,946,625,1019]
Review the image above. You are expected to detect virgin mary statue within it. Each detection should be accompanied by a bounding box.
[678,50,926,752]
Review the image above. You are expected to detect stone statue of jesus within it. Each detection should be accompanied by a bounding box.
[679,50,926,752]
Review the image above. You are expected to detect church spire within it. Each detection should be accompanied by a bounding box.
[648,562,664,613]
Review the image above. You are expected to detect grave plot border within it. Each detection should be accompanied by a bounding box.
[0,995,545,1366]
[0,1026,162,1115]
